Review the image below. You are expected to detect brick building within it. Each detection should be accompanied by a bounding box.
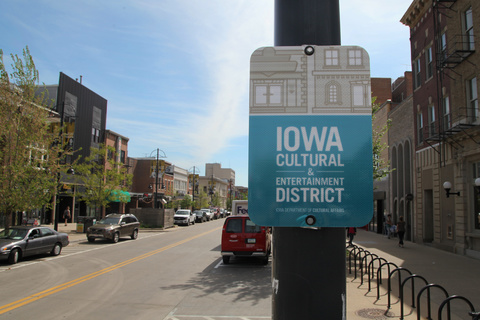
[402,0,480,258]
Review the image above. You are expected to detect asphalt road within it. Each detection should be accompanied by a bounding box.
[0,219,272,320]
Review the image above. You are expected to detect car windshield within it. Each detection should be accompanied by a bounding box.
[98,217,121,225]
[194,211,203,215]
[176,211,189,215]
[0,228,28,240]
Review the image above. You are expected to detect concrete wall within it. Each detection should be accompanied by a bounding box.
[130,208,175,229]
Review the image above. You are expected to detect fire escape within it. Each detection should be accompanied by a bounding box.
[424,0,479,164]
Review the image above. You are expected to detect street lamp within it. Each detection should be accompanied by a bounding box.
[149,149,166,209]
[443,181,460,198]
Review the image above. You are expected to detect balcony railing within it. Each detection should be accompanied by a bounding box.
[438,34,475,69]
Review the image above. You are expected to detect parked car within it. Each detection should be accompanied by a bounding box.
[0,226,69,264]
[193,210,207,223]
[201,208,214,221]
[87,213,140,243]
[219,209,226,218]
[221,215,271,265]
[174,209,195,226]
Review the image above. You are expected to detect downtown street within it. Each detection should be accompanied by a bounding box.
[0,219,271,320]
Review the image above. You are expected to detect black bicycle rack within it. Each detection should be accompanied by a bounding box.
[347,244,478,319]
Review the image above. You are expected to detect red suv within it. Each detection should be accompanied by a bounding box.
[221,215,271,265]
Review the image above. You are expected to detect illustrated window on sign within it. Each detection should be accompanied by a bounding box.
[325,49,339,66]
[254,82,283,106]
[348,49,363,66]
[326,81,342,105]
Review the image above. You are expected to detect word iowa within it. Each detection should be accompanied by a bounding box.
[276,126,343,152]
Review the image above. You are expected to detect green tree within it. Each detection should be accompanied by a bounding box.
[73,144,132,216]
[194,190,209,209]
[179,194,193,210]
[0,47,66,227]
[372,97,392,181]
[211,191,221,207]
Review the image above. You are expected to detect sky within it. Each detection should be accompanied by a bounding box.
[0,0,413,187]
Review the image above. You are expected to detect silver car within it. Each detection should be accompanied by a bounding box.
[0,226,69,264]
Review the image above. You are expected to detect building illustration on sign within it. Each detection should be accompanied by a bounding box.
[250,46,371,115]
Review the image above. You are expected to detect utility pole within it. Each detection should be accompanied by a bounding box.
[272,1,345,319]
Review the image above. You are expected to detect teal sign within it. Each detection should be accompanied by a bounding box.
[248,45,373,227]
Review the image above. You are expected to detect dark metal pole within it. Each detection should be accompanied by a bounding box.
[272,1,345,319]
[155,148,159,209]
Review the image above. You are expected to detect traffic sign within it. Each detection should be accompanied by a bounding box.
[248,45,373,227]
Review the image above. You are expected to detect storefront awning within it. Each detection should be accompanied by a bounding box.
[107,189,131,202]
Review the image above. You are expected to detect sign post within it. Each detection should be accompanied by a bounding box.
[248,1,373,318]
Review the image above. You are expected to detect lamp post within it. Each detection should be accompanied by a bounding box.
[149,149,166,209]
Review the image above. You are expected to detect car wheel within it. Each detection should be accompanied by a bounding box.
[112,232,120,243]
[222,256,230,264]
[192,219,195,225]
[51,243,62,256]
[88,237,95,243]
[131,229,138,240]
[8,248,20,264]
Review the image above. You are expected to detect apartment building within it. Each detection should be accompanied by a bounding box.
[402,0,480,258]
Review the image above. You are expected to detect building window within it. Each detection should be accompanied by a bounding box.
[467,77,478,122]
[464,7,475,51]
[440,32,447,61]
[443,96,451,130]
[120,150,126,164]
[414,57,421,89]
[428,104,436,135]
[348,49,362,66]
[92,128,100,143]
[473,162,480,230]
[417,112,424,145]
[325,49,339,66]
[425,46,433,80]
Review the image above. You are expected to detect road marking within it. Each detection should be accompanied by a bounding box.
[0,232,163,272]
[0,227,222,315]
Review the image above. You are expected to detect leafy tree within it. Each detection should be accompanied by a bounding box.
[73,144,132,216]
[211,191,221,208]
[194,190,209,209]
[179,194,193,210]
[372,97,392,181]
[0,47,66,227]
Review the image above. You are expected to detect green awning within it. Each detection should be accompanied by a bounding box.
[107,189,131,202]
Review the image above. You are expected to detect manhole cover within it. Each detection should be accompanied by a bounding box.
[356,308,394,319]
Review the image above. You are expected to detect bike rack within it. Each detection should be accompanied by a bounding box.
[416,284,450,320]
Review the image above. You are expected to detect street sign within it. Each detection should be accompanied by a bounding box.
[248,45,373,227]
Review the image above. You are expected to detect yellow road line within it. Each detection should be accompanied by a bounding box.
[0,227,222,314]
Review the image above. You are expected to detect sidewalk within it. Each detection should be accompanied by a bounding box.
[346,229,480,319]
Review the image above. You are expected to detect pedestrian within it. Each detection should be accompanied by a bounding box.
[397,216,406,248]
[63,206,71,226]
[346,227,356,247]
[385,214,393,239]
